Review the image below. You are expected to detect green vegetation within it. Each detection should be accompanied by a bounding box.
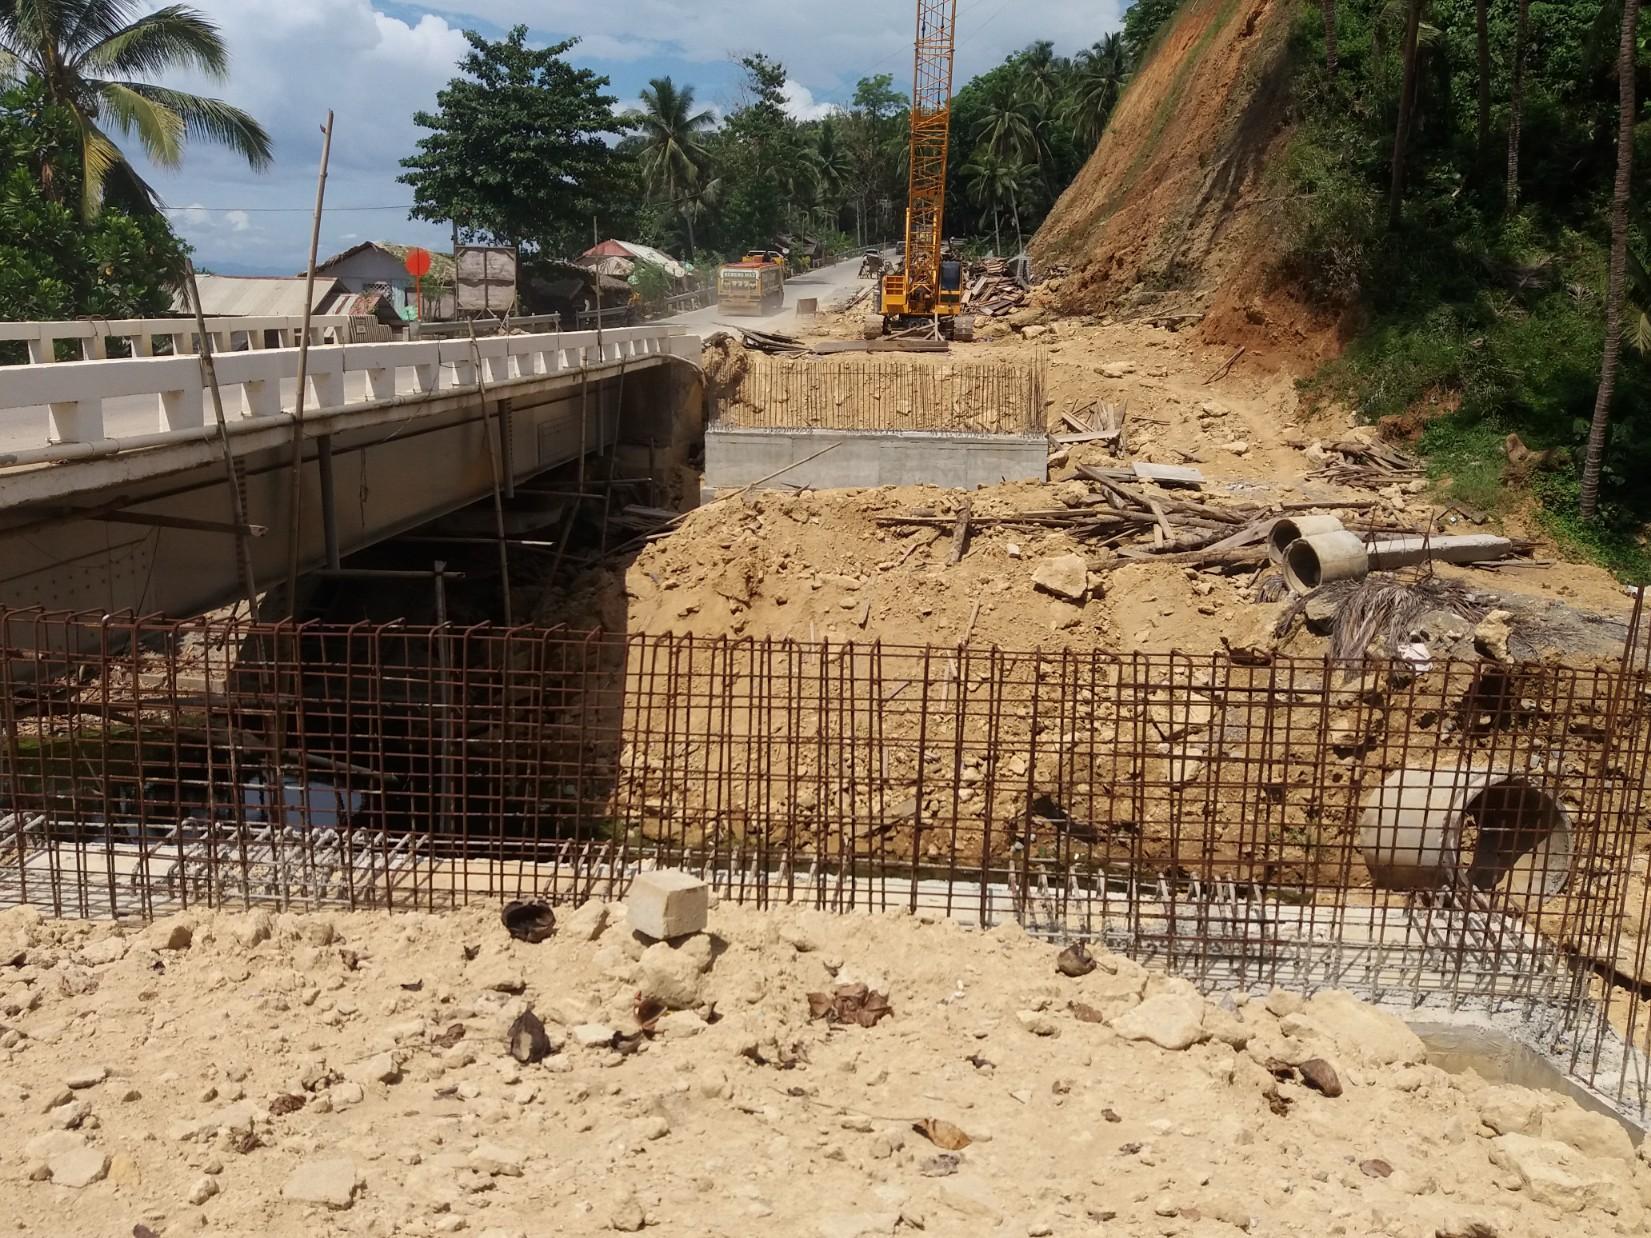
[0,0,271,216]
[399,27,632,258]
[1280,0,1651,581]
[0,82,188,362]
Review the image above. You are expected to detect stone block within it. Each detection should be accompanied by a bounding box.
[626,870,708,940]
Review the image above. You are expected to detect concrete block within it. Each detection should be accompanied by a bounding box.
[627,870,709,940]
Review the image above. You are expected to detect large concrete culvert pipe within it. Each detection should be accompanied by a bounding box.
[1283,530,1370,595]
[1266,515,1345,565]
[1356,768,1574,898]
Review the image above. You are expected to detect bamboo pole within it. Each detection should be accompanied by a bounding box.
[284,109,335,616]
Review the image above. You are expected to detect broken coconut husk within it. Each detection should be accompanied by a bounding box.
[501,900,556,943]
[1274,573,1489,664]
[507,1009,553,1064]
[1056,941,1098,977]
[807,982,893,1028]
[912,1117,972,1150]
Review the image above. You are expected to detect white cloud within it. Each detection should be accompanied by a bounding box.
[781,80,838,122]
[224,210,252,232]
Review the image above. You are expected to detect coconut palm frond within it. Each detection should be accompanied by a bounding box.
[79,4,230,80]
[110,82,271,170]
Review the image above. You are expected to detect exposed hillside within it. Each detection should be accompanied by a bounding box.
[1031,0,1331,366]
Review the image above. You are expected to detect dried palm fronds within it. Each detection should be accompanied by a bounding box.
[1275,573,1489,663]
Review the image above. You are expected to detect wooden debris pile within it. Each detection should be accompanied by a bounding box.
[965,257,1031,318]
[865,464,1519,581]
[1311,440,1424,487]
[723,325,948,356]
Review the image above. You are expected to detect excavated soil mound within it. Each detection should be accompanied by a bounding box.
[1031,0,1338,367]
[2,901,1647,1236]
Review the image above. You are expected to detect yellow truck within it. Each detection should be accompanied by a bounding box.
[717,258,785,315]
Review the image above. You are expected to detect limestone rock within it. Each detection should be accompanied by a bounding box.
[1109,990,1209,1051]
[232,910,274,948]
[281,1157,361,1210]
[626,870,709,940]
[1489,1134,1626,1213]
[1301,990,1425,1066]
[1542,1106,1636,1163]
[48,1146,109,1188]
[639,942,704,1010]
[562,899,614,943]
[470,1142,528,1177]
[608,1189,647,1232]
[144,915,194,952]
[345,1052,401,1086]
[1031,553,1088,602]
[64,1064,107,1090]
[571,1023,618,1049]
[1474,610,1513,662]
[77,936,128,966]
[1477,1085,1547,1137]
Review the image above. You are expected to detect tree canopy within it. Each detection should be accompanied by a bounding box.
[0,0,271,216]
[0,82,188,358]
[399,27,631,256]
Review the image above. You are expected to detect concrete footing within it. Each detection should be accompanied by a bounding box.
[703,426,1048,492]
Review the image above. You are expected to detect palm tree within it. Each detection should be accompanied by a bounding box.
[962,149,1029,255]
[629,76,714,203]
[1064,34,1128,149]
[1387,0,1426,228]
[1580,0,1642,519]
[1322,1,1338,74]
[0,0,271,216]
[1506,0,1530,209]
[974,78,1048,172]
[1474,0,1490,155]
[676,174,721,260]
[1017,40,1066,107]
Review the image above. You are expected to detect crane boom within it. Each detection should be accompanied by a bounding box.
[903,0,959,312]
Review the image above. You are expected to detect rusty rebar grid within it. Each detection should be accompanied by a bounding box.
[1,607,1648,1118]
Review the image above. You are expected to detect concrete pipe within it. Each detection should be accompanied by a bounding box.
[1267,514,1345,565]
[1356,767,1573,898]
[1283,530,1369,595]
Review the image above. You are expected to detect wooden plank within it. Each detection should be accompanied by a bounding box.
[949,500,972,565]
[1132,461,1205,488]
[1054,430,1119,445]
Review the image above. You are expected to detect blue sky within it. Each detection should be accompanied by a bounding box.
[134,0,1126,273]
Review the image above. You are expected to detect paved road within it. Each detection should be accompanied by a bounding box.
[665,251,885,335]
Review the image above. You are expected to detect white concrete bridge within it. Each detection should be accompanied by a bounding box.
[0,316,703,618]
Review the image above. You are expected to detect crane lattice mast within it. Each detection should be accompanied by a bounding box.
[903,0,960,313]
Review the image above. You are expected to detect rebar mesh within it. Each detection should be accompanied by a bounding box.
[1,606,1648,1118]
[713,353,1046,434]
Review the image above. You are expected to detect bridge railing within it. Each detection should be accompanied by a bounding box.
[0,314,365,364]
[0,325,698,460]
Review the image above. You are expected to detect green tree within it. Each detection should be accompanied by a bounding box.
[712,53,804,248]
[400,27,629,256]
[0,0,270,216]
[1064,34,1129,149]
[1506,0,1530,208]
[1121,0,1184,66]
[0,83,187,357]
[1580,0,1642,518]
[627,76,714,255]
[962,148,1029,254]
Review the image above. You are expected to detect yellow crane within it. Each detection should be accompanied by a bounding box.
[866,0,974,342]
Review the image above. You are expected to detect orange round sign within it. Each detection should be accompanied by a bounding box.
[404,247,432,278]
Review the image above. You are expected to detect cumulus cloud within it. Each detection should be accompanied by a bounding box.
[780,80,839,122]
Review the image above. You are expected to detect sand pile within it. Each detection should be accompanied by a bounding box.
[2,897,1647,1236]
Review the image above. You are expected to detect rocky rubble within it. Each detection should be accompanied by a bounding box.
[0,898,1646,1237]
